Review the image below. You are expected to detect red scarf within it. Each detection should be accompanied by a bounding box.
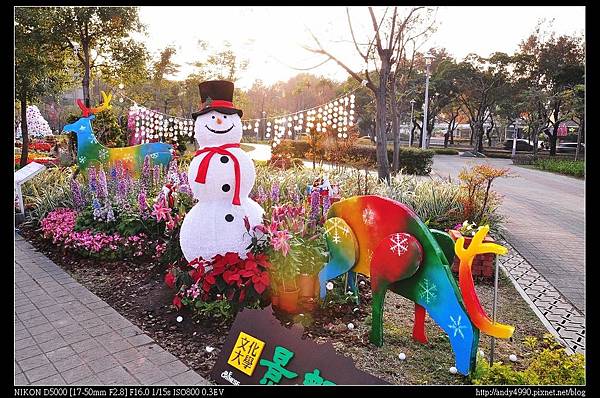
[194,143,241,206]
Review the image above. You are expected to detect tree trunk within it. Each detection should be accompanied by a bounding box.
[575,113,584,161]
[390,91,400,173]
[82,42,91,108]
[469,122,475,145]
[374,61,391,183]
[19,94,29,168]
[549,124,558,156]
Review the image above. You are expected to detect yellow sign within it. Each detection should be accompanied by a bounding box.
[227,332,266,376]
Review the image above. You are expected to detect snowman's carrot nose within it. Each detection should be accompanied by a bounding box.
[216,118,223,125]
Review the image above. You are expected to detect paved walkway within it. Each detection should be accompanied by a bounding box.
[430,155,585,314]
[14,233,210,386]
[497,238,585,354]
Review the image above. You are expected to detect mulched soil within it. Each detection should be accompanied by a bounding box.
[18,224,549,385]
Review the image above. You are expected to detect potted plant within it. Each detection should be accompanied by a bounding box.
[448,221,496,278]
[292,235,326,299]
[269,247,300,313]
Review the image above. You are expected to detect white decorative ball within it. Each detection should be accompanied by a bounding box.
[398,353,406,360]
[509,354,518,362]
[449,366,458,374]
[326,282,334,291]
[347,323,355,330]
[205,346,215,353]
[176,316,183,323]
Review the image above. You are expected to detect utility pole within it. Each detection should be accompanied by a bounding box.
[421,53,434,149]
[409,99,415,147]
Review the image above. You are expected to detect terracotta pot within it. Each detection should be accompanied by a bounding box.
[278,287,300,314]
[297,274,316,298]
[271,294,280,308]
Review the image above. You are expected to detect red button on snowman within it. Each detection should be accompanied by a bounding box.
[179,80,264,262]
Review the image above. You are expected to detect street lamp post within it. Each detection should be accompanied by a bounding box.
[512,120,519,157]
[421,53,434,149]
[409,99,416,147]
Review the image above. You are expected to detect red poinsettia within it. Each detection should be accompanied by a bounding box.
[164,271,175,289]
[251,271,270,294]
[172,295,182,310]
[189,266,205,283]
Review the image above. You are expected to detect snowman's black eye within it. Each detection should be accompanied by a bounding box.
[212,116,215,119]
[224,115,227,119]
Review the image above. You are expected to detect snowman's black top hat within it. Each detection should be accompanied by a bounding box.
[191,80,243,120]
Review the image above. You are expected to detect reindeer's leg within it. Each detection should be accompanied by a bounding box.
[413,303,428,344]
[347,271,359,304]
[370,287,387,347]
[409,269,480,376]
[319,217,358,300]
[369,232,423,347]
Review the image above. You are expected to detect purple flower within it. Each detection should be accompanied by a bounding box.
[167,160,180,185]
[88,167,98,194]
[270,182,280,203]
[105,203,115,222]
[97,167,108,200]
[153,165,161,187]
[70,178,84,209]
[322,194,331,216]
[138,188,148,215]
[310,190,320,222]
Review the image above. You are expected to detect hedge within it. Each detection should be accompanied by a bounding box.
[434,148,459,155]
[275,139,434,175]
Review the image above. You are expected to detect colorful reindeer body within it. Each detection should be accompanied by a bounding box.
[319,195,481,375]
[63,92,173,175]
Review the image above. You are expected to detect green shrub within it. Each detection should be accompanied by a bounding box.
[254,163,505,233]
[483,151,513,159]
[434,148,459,155]
[21,166,76,223]
[278,140,434,175]
[471,335,585,385]
[533,159,584,178]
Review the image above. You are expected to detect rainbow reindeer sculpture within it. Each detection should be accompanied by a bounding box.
[63,91,173,175]
[318,195,514,375]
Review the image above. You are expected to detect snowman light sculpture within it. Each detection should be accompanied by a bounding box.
[179,80,264,263]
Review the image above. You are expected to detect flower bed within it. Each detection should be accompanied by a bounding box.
[40,208,163,260]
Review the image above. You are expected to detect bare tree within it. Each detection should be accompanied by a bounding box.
[304,6,436,182]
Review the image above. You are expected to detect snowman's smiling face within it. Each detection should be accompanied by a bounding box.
[194,110,242,147]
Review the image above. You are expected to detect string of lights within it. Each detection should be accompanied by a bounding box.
[107,84,362,145]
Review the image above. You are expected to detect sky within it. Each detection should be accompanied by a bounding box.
[135,6,585,90]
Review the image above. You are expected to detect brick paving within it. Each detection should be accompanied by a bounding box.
[14,233,210,386]
[497,239,585,355]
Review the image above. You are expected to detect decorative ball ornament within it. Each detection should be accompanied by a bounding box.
[509,354,518,362]
[449,367,458,374]
[398,353,406,360]
[347,323,355,330]
[205,346,215,353]
[326,282,334,290]
[176,316,183,323]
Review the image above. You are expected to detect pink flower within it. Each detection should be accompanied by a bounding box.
[152,202,171,222]
[271,230,291,257]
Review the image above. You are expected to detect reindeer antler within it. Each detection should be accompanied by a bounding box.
[91,91,113,114]
[75,91,113,117]
[454,225,507,264]
[76,99,92,117]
